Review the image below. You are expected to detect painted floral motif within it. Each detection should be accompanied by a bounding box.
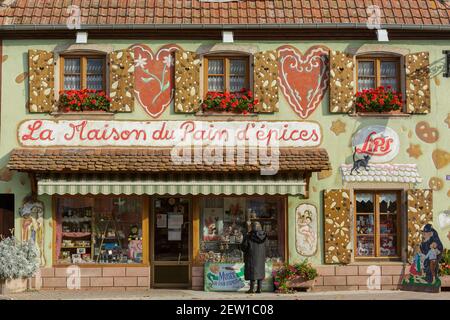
[278,45,329,119]
[405,52,430,114]
[131,44,181,118]
[329,50,354,113]
[407,189,433,260]
[28,49,54,113]
[324,189,351,264]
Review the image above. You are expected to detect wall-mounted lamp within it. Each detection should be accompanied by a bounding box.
[443,50,450,78]
[76,32,88,44]
[376,29,389,42]
[222,31,234,43]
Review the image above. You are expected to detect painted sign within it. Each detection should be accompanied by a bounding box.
[295,203,318,256]
[204,262,274,292]
[18,120,322,148]
[278,45,329,119]
[131,44,181,118]
[352,125,399,163]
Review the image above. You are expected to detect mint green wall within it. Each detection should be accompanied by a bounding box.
[1,39,449,267]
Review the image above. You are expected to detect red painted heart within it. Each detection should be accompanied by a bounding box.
[278,45,330,119]
[131,43,181,118]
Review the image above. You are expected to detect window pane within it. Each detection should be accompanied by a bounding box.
[379,193,397,213]
[199,197,284,263]
[358,77,376,90]
[356,193,374,213]
[56,197,143,264]
[230,59,246,75]
[380,214,397,234]
[230,76,246,92]
[356,214,375,235]
[356,235,374,256]
[208,76,224,92]
[380,235,397,256]
[64,58,81,74]
[380,78,398,91]
[64,75,81,90]
[358,61,374,76]
[380,61,397,77]
[87,75,104,91]
[87,59,103,74]
[208,59,224,74]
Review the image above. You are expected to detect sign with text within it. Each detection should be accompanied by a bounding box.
[352,125,399,163]
[18,120,322,148]
[204,262,274,292]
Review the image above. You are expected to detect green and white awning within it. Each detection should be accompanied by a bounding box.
[36,173,307,196]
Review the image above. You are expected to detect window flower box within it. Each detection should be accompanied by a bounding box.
[58,89,111,113]
[440,249,450,288]
[201,89,258,115]
[354,86,403,114]
[272,260,318,293]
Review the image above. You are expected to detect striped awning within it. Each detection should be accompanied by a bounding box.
[36,173,307,196]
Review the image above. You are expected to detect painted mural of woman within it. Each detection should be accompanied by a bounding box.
[420,224,443,284]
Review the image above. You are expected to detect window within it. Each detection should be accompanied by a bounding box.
[354,191,401,259]
[204,56,249,94]
[199,196,285,263]
[356,56,400,92]
[55,196,145,265]
[61,55,106,91]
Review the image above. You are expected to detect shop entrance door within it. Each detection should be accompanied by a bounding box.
[151,197,191,288]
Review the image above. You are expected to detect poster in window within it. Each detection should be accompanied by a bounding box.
[156,213,167,228]
[203,208,224,241]
[295,203,318,256]
[168,213,183,229]
[168,229,182,241]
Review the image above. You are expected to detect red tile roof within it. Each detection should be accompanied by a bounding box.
[7,147,331,173]
[0,0,449,27]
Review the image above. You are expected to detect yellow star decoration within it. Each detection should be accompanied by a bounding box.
[330,119,346,136]
[445,113,450,129]
[407,143,422,159]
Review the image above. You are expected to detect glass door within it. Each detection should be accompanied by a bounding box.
[151,197,191,288]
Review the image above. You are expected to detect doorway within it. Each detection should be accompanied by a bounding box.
[0,194,14,238]
[151,196,191,288]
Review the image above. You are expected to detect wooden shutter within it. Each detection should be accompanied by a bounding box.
[253,50,279,113]
[329,51,355,113]
[28,50,55,113]
[174,50,201,113]
[407,189,433,259]
[323,189,352,264]
[108,49,135,112]
[405,52,431,114]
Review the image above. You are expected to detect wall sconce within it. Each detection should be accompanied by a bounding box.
[444,50,450,78]
[376,29,389,42]
[222,31,234,43]
[76,32,88,44]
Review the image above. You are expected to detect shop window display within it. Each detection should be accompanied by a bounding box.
[199,197,285,263]
[55,196,143,264]
[355,191,400,258]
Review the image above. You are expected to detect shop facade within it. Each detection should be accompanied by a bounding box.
[0,1,449,292]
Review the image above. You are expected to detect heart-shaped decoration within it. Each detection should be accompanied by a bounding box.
[278,45,330,119]
[131,43,181,118]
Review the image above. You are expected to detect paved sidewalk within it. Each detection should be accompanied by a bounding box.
[1,289,450,300]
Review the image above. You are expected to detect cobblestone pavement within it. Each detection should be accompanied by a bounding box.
[1,289,450,300]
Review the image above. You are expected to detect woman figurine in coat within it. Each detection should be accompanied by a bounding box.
[241,221,267,294]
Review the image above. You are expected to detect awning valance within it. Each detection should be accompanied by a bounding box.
[37,173,307,196]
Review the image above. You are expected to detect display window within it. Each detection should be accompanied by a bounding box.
[354,190,401,259]
[54,196,146,265]
[198,196,286,264]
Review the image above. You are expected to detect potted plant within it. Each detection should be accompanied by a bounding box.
[272,260,318,293]
[354,86,403,114]
[440,249,450,288]
[58,89,112,112]
[0,237,40,294]
[200,88,258,115]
